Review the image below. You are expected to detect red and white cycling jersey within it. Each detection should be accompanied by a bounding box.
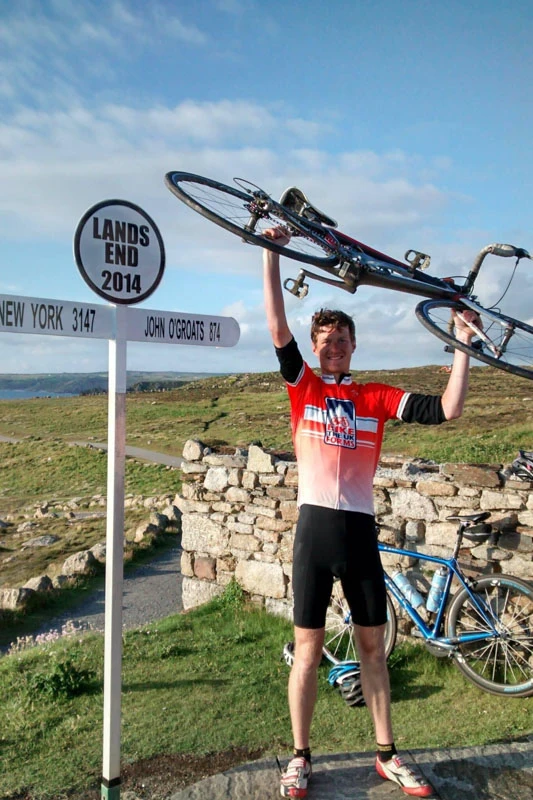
[286,361,409,515]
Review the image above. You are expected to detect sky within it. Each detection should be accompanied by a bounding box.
[1,0,532,376]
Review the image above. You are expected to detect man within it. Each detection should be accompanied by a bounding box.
[263,227,478,799]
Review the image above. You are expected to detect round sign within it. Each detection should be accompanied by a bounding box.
[74,200,165,305]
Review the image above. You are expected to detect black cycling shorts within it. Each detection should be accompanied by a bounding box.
[292,504,387,629]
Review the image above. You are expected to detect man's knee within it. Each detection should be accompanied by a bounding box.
[355,624,387,663]
[293,627,324,670]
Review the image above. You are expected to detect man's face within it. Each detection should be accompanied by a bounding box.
[311,325,356,376]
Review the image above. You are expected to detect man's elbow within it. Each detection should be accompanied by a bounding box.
[268,323,292,349]
[443,404,463,421]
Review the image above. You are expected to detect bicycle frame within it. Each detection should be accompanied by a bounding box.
[284,227,462,301]
[285,227,526,303]
[285,227,531,363]
[379,543,501,652]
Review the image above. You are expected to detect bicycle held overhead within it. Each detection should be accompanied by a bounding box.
[165,171,533,381]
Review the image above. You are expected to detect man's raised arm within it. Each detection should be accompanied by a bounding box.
[441,310,481,420]
[263,229,293,348]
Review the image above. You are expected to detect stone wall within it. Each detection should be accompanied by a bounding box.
[177,439,533,618]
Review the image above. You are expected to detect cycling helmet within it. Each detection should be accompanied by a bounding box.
[328,662,366,707]
[282,641,295,667]
[509,450,533,481]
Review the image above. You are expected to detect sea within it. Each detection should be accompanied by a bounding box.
[0,390,77,400]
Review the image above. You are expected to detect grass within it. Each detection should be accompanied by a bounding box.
[0,437,180,505]
[0,588,532,799]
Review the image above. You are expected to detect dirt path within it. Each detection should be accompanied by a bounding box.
[38,540,183,635]
[1,437,184,652]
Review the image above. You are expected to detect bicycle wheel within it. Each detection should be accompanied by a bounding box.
[445,574,533,696]
[323,581,397,664]
[165,171,339,268]
[416,299,533,381]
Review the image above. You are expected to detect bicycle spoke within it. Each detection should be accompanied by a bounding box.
[323,582,396,665]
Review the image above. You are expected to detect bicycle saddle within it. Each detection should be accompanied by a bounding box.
[279,187,338,228]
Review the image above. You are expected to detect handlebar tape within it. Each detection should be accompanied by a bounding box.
[490,244,531,259]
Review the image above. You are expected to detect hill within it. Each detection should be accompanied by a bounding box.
[0,362,531,464]
[0,370,225,395]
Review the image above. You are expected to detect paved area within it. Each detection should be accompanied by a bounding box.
[38,542,183,636]
[123,740,533,800]
[71,440,184,467]
[0,542,183,654]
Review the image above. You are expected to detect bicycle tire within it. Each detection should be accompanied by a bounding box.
[323,581,397,664]
[165,171,340,268]
[445,574,533,697]
[416,299,533,381]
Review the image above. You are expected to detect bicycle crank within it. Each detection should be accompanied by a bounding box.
[424,640,457,658]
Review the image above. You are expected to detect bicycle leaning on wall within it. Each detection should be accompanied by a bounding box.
[322,512,533,698]
[166,171,533,382]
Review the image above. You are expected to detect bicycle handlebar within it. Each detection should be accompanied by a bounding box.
[489,244,531,259]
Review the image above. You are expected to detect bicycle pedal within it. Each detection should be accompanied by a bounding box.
[405,249,431,271]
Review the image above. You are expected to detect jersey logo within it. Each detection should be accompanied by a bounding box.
[324,397,356,449]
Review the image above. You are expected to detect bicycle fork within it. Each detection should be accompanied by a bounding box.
[453,309,515,359]
[448,297,518,359]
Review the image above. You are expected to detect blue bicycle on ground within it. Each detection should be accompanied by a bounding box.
[322,512,533,698]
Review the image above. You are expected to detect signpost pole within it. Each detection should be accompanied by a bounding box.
[101,304,127,800]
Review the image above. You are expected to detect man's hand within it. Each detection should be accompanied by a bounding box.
[453,309,482,344]
[264,226,291,248]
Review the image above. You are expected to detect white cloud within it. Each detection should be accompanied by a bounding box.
[0,1,209,109]
[3,100,446,249]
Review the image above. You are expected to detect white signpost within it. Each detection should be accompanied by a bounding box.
[0,200,240,800]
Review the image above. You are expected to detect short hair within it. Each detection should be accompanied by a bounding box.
[310,308,356,344]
